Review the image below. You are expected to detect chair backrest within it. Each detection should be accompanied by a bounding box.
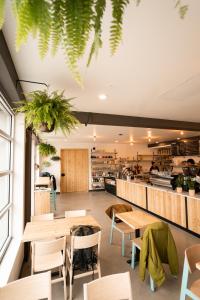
[31,213,54,221]
[0,271,51,300]
[32,237,66,270]
[65,210,86,218]
[185,244,200,273]
[72,230,101,249]
[83,272,133,300]
[105,204,132,220]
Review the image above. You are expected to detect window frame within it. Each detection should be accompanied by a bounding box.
[0,93,14,263]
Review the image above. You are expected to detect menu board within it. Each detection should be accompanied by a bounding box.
[171,140,199,156]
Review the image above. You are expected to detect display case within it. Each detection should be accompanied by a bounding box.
[104,177,116,195]
[91,151,118,191]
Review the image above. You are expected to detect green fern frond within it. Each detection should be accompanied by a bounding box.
[15,0,33,50]
[51,0,65,55]
[110,0,129,55]
[0,0,6,29]
[87,0,106,66]
[174,0,188,19]
[37,1,51,58]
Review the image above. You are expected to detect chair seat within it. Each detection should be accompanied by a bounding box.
[34,252,63,272]
[115,222,134,234]
[190,279,200,297]
[132,237,142,249]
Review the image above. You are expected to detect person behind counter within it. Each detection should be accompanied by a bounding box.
[149,161,159,173]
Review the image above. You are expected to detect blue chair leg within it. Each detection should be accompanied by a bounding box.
[110,224,114,244]
[131,243,137,269]
[180,257,189,300]
[150,276,155,292]
[122,232,125,256]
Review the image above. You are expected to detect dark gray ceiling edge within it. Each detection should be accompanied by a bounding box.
[72,111,200,131]
[0,31,24,106]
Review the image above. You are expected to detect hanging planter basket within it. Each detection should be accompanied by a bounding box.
[39,121,55,133]
[51,156,61,161]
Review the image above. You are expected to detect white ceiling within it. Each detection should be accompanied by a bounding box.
[2,0,200,122]
[41,125,200,144]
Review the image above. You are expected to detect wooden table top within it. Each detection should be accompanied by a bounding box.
[116,210,159,230]
[22,215,101,242]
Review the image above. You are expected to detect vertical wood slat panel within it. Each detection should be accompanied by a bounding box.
[187,197,200,234]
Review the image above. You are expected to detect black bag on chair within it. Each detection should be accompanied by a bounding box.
[71,225,98,273]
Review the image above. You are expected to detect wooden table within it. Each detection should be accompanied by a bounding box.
[115,210,159,231]
[116,209,159,262]
[22,215,101,242]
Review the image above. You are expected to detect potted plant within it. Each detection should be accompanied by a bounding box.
[187,178,195,197]
[15,90,79,133]
[39,143,56,157]
[176,174,183,193]
[51,156,61,161]
[41,161,51,168]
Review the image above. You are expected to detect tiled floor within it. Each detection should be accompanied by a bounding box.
[24,191,200,299]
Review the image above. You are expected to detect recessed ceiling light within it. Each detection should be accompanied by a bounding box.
[115,140,119,143]
[180,131,184,135]
[177,137,180,140]
[147,130,152,137]
[156,141,159,144]
[98,94,107,100]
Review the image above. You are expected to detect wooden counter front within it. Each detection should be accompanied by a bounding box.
[147,187,186,228]
[187,197,200,234]
[116,179,188,231]
[116,179,146,209]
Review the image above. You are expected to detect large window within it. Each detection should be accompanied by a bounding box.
[0,95,14,262]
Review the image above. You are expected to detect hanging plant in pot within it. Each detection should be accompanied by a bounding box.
[39,142,56,157]
[51,156,61,161]
[15,90,79,134]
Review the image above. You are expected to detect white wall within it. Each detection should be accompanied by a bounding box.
[40,141,154,192]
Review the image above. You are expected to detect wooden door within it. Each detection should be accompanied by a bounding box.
[60,149,89,192]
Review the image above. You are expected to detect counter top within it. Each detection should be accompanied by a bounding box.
[116,178,200,200]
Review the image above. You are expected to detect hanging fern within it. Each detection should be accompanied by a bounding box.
[0,0,189,84]
[87,0,106,66]
[110,0,129,55]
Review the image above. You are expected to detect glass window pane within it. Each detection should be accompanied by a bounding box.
[0,137,10,171]
[0,101,11,135]
[0,211,9,251]
[0,175,9,212]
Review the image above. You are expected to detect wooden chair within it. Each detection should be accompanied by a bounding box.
[0,271,51,300]
[131,222,178,292]
[66,230,101,300]
[65,209,86,218]
[31,237,67,300]
[31,213,54,221]
[83,271,133,300]
[131,237,155,291]
[109,206,134,256]
[180,244,200,300]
